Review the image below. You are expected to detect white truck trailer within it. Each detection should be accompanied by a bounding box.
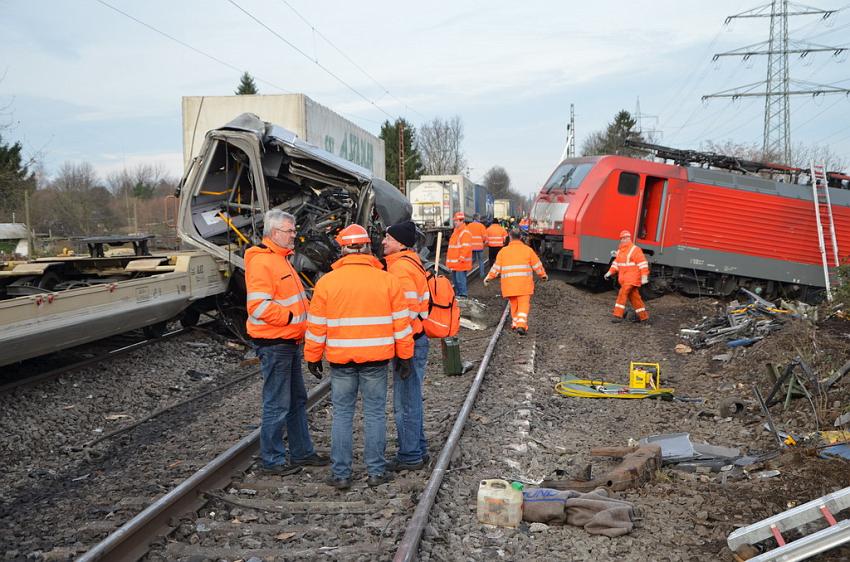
[182,94,386,179]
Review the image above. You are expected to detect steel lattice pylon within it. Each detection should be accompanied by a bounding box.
[702,0,849,165]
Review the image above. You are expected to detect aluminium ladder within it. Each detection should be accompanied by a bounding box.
[727,486,850,561]
[810,161,840,301]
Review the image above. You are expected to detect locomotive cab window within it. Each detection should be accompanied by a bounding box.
[618,172,640,196]
[545,163,592,192]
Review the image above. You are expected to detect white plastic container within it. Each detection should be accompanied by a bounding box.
[477,479,523,528]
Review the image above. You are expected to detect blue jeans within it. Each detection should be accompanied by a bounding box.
[473,250,487,279]
[452,270,468,297]
[330,362,388,479]
[257,343,316,467]
[393,335,430,463]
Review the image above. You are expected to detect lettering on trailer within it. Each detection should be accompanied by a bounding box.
[323,133,375,172]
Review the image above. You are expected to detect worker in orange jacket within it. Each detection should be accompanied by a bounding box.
[485,220,508,265]
[382,220,430,471]
[445,211,472,297]
[466,214,488,279]
[604,230,650,323]
[305,224,414,489]
[245,209,329,476]
[483,229,548,335]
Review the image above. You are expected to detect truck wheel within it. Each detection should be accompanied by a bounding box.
[143,321,168,339]
[180,307,201,328]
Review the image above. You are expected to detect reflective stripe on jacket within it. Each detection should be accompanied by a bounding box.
[485,223,508,247]
[606,242,650,287]
[466,221,487,251]
[486,239,547,297]
[304,253,414,364]
[446,226,472,272]
[244,237,309,340]
[385,249,429,337]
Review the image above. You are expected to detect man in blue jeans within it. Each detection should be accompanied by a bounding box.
[304,225,414,489]
[244,209,329,475]
[382,221,431,470]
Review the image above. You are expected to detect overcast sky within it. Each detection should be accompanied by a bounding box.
[2,0,849,195]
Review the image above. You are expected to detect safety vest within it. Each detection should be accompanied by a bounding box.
[304,253,414,364]
[244,238,309,341]
[486,240,547,297]
[485,223,508,247]
[519,217,530,231]
[466,221,487,251]
[385,249,429,337]
[607,243,650,287]
[446,225,472,272]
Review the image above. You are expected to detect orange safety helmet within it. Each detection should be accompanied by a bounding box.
[336,224,370,246]
[453,211,466,222]
[619,230,631,239]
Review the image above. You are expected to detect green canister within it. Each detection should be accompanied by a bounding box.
[441,336,463,376]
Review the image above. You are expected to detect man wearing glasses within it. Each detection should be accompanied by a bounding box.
[244,209,329,475]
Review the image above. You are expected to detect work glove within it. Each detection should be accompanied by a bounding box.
[483,277,490,287]
[542,276,549,283]
[603,272,612,280]
[396,358,412,380]
[308,361,323,380]
[641,275,649,286]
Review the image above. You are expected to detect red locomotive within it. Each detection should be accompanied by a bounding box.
[528,142,850,300]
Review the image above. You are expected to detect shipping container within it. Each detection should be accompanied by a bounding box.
[494,199,513,220]
[407,175,476,227]
[182,94,386,179]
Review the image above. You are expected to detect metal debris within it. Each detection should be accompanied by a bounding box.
[679,290,791,349]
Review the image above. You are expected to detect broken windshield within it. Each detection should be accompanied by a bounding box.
[545,163,592,192]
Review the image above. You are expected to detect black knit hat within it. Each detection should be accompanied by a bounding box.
[386,220,417,248]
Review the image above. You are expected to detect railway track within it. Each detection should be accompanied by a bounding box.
[0,321,220,395]
[78,303,510,562]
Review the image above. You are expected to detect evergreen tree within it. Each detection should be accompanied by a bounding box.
[380,118,424,188]
[0,135,36,222]
[235,72,259,95]
[581,110,645,157]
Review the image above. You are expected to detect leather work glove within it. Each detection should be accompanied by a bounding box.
[396,358,412,380]
[542,276,549,283]
[483,277,490,287]
[308,361,324,380]
[603,272,612,280]
[641,275,649,286]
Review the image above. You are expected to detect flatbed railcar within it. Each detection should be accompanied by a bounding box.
[528,148,850,300]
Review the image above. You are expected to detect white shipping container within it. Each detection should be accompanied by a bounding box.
[181,94,386,179]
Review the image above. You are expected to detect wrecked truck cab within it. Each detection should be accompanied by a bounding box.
[176,113,410,280]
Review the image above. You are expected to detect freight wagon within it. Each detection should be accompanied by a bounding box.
[528,143,850,300]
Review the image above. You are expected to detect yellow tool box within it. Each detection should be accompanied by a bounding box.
[629,362,661,390]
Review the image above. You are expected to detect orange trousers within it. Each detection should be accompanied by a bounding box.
[613,285,649,321]
[508,294,531,328]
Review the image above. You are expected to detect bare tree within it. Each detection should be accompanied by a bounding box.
[44,162,117,235]
[482,166,511,198]
[417,116,467,175]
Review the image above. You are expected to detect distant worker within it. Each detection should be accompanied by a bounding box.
[485,220,508,265]
[483,229,548,335]
[519,216,530,232]
[604,230,650,324]
[382,220,430,471]
[445,212,472,298]
[466,214,488,279]
[305,224,414,489]
[245,209,329,476]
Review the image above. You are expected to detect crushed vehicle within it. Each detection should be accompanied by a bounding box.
[176,113,411,322]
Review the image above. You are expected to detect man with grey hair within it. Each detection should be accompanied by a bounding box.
[244,208,329,476]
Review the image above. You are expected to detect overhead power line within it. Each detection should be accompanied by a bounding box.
[278,0,424,119]
[225,0,396,120]
[94,0,291,94]
[702,0,850,164]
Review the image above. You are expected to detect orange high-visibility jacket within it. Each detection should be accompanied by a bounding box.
[466,221,487,251]
[485,223,508,247]
[446,225,473,272]
[385,249,430,337]
[607,243,650,287]
[244,238,309,340]
[304,253,414,364]
[486,240,547,297]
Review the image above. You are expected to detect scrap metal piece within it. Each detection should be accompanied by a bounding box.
[540,445,662,492]
[753,384,784,448]
[639,433,696,463]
